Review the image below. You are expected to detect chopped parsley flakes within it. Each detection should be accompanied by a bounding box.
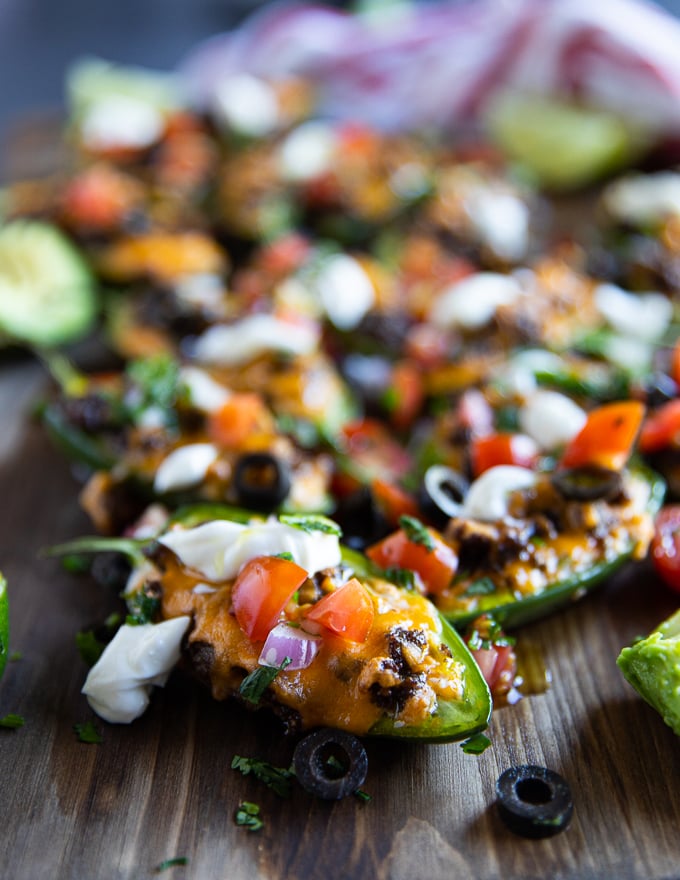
[0,713,25,729]
[126,591,160,626]
[279,513,342,537]
[399,515,434,552]
[154,857,189,873]
[238,657,291,706]
[74,721,103,744]
[461,577,496,598]
[235,801,263,832]
[231,755,295,798]
[76,630,105,667]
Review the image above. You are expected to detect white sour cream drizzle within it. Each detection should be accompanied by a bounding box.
[192,314,319,365]
[461,466,538,521]
[158,519,341,582]
[429,272,522,330]
[82,617,190,723]
[153,443,219,494]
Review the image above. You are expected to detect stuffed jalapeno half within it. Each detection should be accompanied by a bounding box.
[61,510,491,742]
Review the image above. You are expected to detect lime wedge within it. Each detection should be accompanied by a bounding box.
[0,220,97,347]
[0,575,8,681]
[486,92,641,190]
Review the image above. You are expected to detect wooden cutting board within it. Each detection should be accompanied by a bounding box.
[0,356,679,880]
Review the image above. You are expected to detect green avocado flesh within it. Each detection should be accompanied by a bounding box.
[0,221,97,347]
[617,609,680,736]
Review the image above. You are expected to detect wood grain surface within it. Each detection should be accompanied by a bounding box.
[1,357,679,880]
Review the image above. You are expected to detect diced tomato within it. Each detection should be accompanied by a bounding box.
[304,578,374,643]
[471,432,539,477]
[465,614,516,696]
[340,418,412,482]
[337,121,380,157]
[470,644,515,692]
[560,401,645,471]
[650,505,680,593]
[639,399,680,454]
[60,165,138,232]
[370,478,420,526]
[366,527,458,595]
[232,556,308,641]
[259,233,311,276]
[208,393,271,449]
[386,361,424,429]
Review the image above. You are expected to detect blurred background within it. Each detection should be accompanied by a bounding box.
[0,0,679,138]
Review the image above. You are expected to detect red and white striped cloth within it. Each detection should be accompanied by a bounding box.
[181,0,680,139]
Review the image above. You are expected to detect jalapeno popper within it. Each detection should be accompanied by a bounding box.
[61,512,490,742]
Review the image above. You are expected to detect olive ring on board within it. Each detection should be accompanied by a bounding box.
[496,764,573,838]
[293,727,368,800]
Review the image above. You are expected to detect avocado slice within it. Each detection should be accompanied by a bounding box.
[617,609,680,736]
[0,221,97,347]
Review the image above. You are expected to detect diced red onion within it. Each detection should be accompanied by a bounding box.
[471,644,514,691]
[180,0,680,147]
[259,622,321,670]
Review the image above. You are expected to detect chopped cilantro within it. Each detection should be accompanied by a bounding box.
[273,552,294,562]
[76,630,105,667]
[276,414,321,449]
[239,657,291,706]
[0,713,24,729]
[530,535,547,548]
[74,721,103,744]
[126,353,180,419]
[154,857,188,873]
[380,386,399,414]
[354,788,372,804]
[460,733,491,755]
[126,591,160,626]
[495,405,520,432]
[279,514,342,537]
[399,515,434,552]
[461,577,496,598]
[467,617,515,651]
[231,755,295,798]
[61,553,92,574]
[382,567,418,591]
[235,801,263,832]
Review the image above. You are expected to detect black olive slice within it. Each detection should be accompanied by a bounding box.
[550,465,623,502]
[496,765,573,838]
[233,452,292,512]
[332,486,390,550]
[419,465,468,528]
[293,727,368,800]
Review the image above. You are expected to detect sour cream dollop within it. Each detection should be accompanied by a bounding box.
[594,283,672,342]
[82,617,190,723]
[192,314,319,365]
[158,518,341,582]
[153,443,219,494]
[462,466,538,521]
[519,390,587,452]
[179,366,232,413]
[429,272,522,331]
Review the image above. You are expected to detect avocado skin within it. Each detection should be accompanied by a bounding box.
[617,610,680,736]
